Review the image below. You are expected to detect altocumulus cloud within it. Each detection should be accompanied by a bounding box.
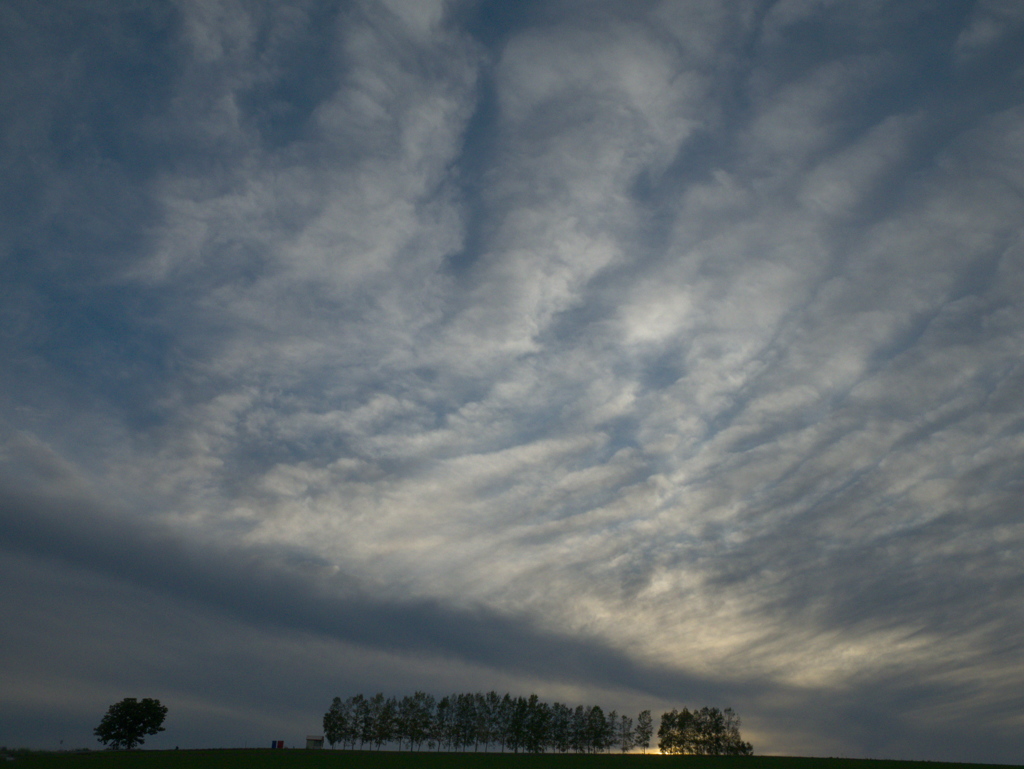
[2,0,1024,761]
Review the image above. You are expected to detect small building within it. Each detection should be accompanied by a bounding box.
[305,736,324,750]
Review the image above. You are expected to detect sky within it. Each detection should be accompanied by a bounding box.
[2,0,1024,762]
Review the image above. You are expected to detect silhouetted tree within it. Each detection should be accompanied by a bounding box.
[395,694,414,749]
[495,693,514,752]
[408,691,435,750]
[635,709,653,753]
[94,698,167,750]
[548,702,572,753]
[322,689,744,756]
[323,696,347,749]
[370,694,396,749]
[454,692,477,751]
[506,695,528,753]
[586,705,610,753]
[659,705,752,755]
[472,692,490,751]
[479,691,501,750]
[570,705,587,753]
[659,707,687,753]
[524,694,550,753]
[354,694,372,749]
[617,713,635,752]
[432,695,453,751]
[722,707,754,756]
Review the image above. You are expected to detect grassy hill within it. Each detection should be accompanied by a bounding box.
[4,750,1022,769]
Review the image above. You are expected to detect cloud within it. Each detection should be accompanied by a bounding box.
[2,0,1024,761]
[955,0,1024,64]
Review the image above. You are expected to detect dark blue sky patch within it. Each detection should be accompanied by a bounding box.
[237,3,348,151]
[443,78,499,277]
[454,0,548,50]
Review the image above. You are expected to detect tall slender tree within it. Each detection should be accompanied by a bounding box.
[370,694,396,750]
[548,702,572,753]
[433,695,453,751]
[472,692,489,751]
[524,694,550,753]
[586,705,609,753]
[354,694,373,749]
[570,705,587,753]
[323,697,347,749]
[480,691,501,751]
[496,693,514,752]
[618,713,635,753]
[723,708,753,755]
[635,709,653,753]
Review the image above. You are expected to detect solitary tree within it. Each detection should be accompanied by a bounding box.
[94,698,167,750]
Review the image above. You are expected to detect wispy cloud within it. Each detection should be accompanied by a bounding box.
[2,0,1023,761]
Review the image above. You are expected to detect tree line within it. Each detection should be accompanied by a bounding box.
[658,706,752,755]
[323,691,751,755]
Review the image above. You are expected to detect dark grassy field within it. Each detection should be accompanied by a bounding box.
[3,751,1021,769]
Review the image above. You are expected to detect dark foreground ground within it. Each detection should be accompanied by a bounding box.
[3,751,1022,769]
